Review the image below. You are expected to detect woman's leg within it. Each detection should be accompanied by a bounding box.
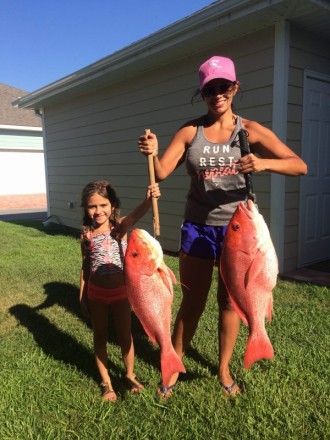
[112,299,143,392]
[167,252,214,387]
[217,271,241,395]
[89,300,117,401]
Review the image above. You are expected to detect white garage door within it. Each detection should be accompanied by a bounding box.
[0,151,46,195]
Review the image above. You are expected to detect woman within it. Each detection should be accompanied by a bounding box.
[138,55,307,398]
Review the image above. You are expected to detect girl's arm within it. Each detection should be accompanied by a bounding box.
[117,184,161,236]
[240,120,308,176]
[138,124,197,181]
[79,242,90,318]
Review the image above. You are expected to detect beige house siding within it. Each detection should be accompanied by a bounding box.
[283,26,330,270]
[42,27,275,251]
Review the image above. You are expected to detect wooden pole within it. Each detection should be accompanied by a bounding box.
[145,129,160,236]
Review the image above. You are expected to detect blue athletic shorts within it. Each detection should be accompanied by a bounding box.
[179,220,228,261]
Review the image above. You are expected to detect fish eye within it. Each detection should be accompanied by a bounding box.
[232,223,240,231]
[131,251,138,257]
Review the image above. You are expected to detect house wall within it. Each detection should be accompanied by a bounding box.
[43,26,276,252]
[284,26,330,270]
[0,128,45,196]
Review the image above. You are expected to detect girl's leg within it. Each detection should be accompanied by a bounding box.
[217,271,241,395]
[167,252,214,387]
[89,300,117,401]
[112,299,143,392]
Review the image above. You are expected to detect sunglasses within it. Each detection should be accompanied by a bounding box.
[202,83,235,97]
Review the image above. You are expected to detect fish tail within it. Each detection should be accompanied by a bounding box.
[243,332,274,369]
[160,347,186,387]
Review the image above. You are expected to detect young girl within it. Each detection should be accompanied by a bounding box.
[79,179,160,401]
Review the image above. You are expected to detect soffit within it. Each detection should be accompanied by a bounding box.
[15,0,330,109]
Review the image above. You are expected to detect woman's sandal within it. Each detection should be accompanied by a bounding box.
[100,382,117,401]
[155,383,176,400]
[222,381,241,398]
[123,374,144,393]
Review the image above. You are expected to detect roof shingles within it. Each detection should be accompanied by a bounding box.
[0,83,41,127]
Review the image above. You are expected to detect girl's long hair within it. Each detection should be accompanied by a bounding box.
[80,180,121,237]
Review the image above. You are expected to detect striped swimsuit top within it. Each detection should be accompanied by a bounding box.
[88,229,127,276]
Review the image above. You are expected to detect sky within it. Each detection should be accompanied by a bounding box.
[1,0,215,93]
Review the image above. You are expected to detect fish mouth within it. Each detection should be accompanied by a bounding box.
[239,199,257,218]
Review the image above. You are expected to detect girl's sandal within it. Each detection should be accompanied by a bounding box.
[123,374,144,393]
[100,382,117,401]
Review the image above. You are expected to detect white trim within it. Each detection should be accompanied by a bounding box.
[304,70,330,82]
[270,20,290,273]
[0,124,42,132]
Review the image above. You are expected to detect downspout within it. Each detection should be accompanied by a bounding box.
[35,108,50,218]
[270,20,290,274]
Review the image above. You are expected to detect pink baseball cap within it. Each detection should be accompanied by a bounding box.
[199,56,236,89]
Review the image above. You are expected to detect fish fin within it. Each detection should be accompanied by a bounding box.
[265,295,273,322]
[158,262,176,290]
[167,266,177,284]
[143,326,157,345]
[244,251,264,288]
[228,293,249,327]
[160,347,186,388]
[243,332,274,369]
[132,312,157,345]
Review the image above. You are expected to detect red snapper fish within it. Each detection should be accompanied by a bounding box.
[220,199,278,368]
[125,229,185,386]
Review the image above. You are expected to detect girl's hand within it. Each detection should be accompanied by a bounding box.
[147,183,161,200]
[138,131,159,157]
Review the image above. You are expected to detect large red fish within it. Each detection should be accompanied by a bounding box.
[220,199,278,368]
[125,229,185,386]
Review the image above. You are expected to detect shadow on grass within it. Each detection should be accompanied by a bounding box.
[39,281,161,370]
[10,280,211,385]
[9,303,99,382]
[3,218,80,238]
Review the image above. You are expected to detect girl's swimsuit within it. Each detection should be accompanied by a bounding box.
[85,229,128,304]
[88,282,127,304]
[89,229,127,276]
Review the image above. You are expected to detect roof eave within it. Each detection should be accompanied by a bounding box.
[14,0,330,110]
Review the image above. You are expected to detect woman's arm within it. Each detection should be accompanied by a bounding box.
[138,124,197,181]
[240,120,308,176]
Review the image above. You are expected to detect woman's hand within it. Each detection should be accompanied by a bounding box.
[138,131,159,157]
[239,153,266,174]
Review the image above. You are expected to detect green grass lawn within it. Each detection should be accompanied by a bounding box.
[0,219,329,440]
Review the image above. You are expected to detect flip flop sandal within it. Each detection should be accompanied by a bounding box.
[222,381,240,398]
[155,383,176,400]
[123,374,144,393]
[100,382,117,401]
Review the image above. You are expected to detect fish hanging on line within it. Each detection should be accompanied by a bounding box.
[125,228,186,386]
[220,199,278,368]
